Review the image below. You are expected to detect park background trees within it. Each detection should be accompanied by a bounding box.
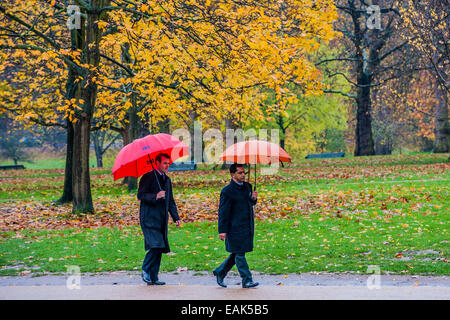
[0,0,448,214]
[1,0,338,213]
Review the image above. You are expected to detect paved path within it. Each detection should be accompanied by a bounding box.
[2,284,449,300]
[1,271,449,300]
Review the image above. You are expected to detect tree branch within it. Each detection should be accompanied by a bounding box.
[323,89,357,99]
[377,38,415,63]
[316,57,358,66]
[99,53,135,76]
[0,5,60,50]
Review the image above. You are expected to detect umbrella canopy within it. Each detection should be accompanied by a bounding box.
[112,133,189,181]
[219,140,291,164]
[219,140,291,191]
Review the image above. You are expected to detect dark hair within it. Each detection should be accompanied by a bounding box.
[155,153,170,163]
[229,163,244,174]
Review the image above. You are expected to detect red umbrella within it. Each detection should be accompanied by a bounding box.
[112,133,189,181]
[219,140,291,190]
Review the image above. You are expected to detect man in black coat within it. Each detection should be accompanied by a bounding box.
[213,163,259,288]
[137,153,181,285]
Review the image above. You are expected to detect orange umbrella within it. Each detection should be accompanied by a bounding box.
[220,140,291,190]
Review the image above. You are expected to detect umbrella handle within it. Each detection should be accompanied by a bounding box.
[254,155,257,191]
[148,155,164,195]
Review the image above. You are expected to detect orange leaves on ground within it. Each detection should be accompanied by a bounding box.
[0,200,137,232]
[1,156,448,232]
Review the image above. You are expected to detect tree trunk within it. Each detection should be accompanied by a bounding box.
[276,113,286,150]
[71,0,110,214]
[139,111,151,137]
[157,117,170,134]
[127,95,139,192]
[350,3,379,157]
[92,131,103,168]
[222,114,239,169]
[118,126,130,185]
[375,140,392,155]
[56,22,80,205]
[189,110,196,162]
[189,110,202,163]
[56,118,74,204]
[434,84,449,153]
[354,43,375,156]
[355,83,375,156]
[72,114,94,214]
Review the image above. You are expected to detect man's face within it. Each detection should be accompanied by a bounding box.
[231,166,246,183]
[156,157,171,173]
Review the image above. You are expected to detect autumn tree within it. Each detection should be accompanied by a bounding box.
[369,66,444,154]
[254,80,348,155]
[1,0,339,213]
[318,0,422,156]
[0,116,34,165]
[401,0,449,153]
[0,5,73,203]
[1,0,116,212]
[91,129,120,167]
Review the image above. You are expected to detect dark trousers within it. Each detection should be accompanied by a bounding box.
[214,253,252,284]
[142,248,162,281]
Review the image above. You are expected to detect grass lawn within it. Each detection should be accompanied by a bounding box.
[0,153,448,276]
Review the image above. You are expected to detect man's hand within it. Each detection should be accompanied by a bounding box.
[156,190,166,199]
[175,220,181,227]
[219,233,226,241]
[251,191,257,200]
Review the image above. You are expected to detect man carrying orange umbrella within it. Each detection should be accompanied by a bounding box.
[214,139,291,288]
[213,163,259,288]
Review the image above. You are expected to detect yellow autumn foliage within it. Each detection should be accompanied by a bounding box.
[1,0,339,130]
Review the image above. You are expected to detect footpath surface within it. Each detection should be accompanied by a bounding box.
[1,271,449,300]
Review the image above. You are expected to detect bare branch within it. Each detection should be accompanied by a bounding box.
[316,57,358,66]
[99,53,134,76]
[323,89,357,99]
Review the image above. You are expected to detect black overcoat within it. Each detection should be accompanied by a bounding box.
[137,170,180,253]
[218,180,257,253]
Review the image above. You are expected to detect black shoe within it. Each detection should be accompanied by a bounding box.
[213,270,227,288]
[142,271,153,285]
[242,281,259,288]
[149,280,166,285]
